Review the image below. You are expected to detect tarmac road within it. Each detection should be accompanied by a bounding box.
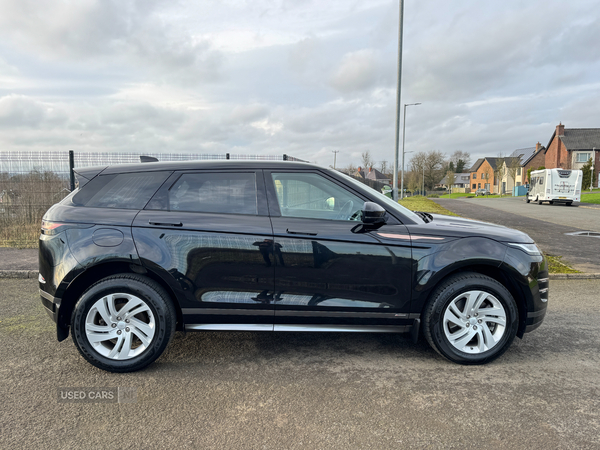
[1,278,599,449]
[433,196,600,273]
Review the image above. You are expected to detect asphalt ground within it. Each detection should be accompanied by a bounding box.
[1,278,599,449]
[433,197,600,273]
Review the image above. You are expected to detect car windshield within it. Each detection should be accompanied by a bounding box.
[334,171,422,223]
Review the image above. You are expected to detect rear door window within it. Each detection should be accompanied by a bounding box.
[167,172,257,215]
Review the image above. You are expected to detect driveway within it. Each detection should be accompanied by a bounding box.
[433,197,600,273]
[1,278,599,449]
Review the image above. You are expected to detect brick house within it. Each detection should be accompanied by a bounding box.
[544,123,600,187]
[521,143,546,184]
[469,158,502,193]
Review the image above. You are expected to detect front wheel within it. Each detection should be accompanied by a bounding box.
[423,272,518,365]
[526,197,530,203]
[71,274,176,372]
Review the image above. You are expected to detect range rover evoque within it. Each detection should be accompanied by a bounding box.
[39,160,548,372]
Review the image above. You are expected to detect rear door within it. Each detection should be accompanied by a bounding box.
[133,169,276,330]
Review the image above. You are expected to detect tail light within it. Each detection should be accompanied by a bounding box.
[41,220,93,235]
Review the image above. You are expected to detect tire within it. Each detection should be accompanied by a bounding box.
[423,272,518,365]
[566,202,572,206]
[526,197,530,203]
[71,274,176,373]
[537,197,543,205]
[549,201,554,205]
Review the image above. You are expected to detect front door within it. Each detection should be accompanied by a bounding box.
[264,170,413,330]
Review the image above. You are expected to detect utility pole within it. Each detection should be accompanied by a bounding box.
[332,150,339,169]
[392,0,404,201]
[422,165,425,196]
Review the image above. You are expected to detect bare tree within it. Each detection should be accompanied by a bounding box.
[379,160,389,177]
[409,150,445,193]
[494,155,506,197]
[506,157,521,192]
[361,151,374,170]
[451,150,472,173]
[446,170,456,195]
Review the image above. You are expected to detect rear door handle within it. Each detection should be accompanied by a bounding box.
[286,229,317,236]
[149,221,183,227]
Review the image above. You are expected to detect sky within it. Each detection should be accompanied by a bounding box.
[0,0,599,170]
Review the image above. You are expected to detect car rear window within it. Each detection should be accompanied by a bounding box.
[72,172,170,209]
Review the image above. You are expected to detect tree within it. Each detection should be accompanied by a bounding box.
[446,170,455,195]
[409,150,445,193]
[379,160,389,177]
[582,158,593,191]
[507,157,521,192]
[451,151,471,174]
[361,151,374,170]
[493,156,506,197]
[482,162,494,195]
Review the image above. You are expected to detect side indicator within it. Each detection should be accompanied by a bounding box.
[38,274,46,284]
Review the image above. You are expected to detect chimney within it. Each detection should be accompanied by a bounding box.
[368,167,372,173]
[357,166,362,172]
[556,122,565,136]
[536,142,541,152]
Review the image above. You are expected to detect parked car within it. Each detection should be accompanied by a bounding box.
[475,188,491,196]
[39,160,548,372]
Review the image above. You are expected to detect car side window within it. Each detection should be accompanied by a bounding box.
[271,172,363,221]
[72,172,171,209]
[168,172,257,215]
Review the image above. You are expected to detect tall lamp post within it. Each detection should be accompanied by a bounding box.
[392,0,404,201]
[400,102,421,199]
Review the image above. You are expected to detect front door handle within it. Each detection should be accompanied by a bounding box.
[149,221,183,227]
[286,229,317,236]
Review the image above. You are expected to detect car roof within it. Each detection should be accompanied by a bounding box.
[77,159,320,176]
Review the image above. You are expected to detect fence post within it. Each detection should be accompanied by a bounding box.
[283,154,288,161]
[68,150,75,191]
[226,153,230,160]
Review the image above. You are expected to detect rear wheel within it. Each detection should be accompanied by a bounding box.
[71,274,176,372]
[566,202,572,206]
[423,272,518,365]
[537,197,543,205]
[549,201,554,205]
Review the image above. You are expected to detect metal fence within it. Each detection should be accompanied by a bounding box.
[0,151,306,248]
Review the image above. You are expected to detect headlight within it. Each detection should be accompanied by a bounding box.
[508,243,541,255]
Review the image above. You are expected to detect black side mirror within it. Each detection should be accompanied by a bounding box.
[361,202,386,225]
[352,202,387,233]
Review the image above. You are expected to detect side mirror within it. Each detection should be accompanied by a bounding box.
[361,202,387,225]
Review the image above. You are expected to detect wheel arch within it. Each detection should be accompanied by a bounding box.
[57,261,184,341]
[417,263,529,338]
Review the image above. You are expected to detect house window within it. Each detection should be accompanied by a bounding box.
[472,184,476,189]
[473,173,477,179]
[517,167,521,175]
[576,153,591,163]
[478,183,481,189]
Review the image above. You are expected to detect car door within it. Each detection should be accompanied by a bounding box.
[132,169,275,330]
[264,169,413,331]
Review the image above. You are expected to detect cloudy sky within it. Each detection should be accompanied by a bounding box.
[0,0,599,170]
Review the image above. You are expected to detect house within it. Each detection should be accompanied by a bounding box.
[543,123,600,187]
[469,158,504,194]
[521,143,546,184]
[354,166,390,184]
[498,147,537,193]
[438,173,472,192]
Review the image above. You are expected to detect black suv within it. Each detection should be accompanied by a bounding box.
[39,160,548,372]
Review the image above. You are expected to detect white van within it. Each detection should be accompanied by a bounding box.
[526,168,582,206]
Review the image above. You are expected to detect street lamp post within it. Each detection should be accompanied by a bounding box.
[400,102,421,199]
[392,0,404,202]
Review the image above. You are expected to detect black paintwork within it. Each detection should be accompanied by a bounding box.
[39,160,548,341]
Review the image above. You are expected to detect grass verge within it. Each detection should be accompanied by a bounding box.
[398,196,459,216]
[0,222,39,248]
[545,255,580,274]
[580,193,600,204]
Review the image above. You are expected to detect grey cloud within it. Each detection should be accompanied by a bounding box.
[0,95,47,128]
[329,50,382,93]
